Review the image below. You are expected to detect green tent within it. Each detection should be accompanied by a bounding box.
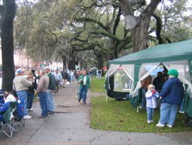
[106,39,192,116]
[109,39,192,64]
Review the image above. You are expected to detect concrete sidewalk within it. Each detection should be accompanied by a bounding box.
[0,81,192,145]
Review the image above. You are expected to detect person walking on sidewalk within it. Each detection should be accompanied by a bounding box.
[37,70,49,118]
[61,70,68,88]
[78,69,90,105]
[44,66,56,114]
[13,68,33,119]
[54,69,62,93]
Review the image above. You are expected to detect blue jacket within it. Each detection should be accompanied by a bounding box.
[160,77,184,105]
[0,102,10,121]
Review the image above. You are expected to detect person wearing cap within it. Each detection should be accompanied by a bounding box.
[13,68,33,119]
[44,66,56,114]
[156,69,184,128]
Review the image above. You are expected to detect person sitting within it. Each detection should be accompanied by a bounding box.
[0,92,16,121]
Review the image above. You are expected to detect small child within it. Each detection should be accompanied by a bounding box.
[145,84,159,123]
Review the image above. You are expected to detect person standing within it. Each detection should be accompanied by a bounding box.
[44,66,56,114]
[140,75,152,108]
[54,69,62,94]
[145,84,159,123]
[27,72,36,112]
[153,72,165,93]
[156,69,184,128]
[78,69,90,105]
[37,70,49,118]
[13,68,33,119]
[61,70,68,88]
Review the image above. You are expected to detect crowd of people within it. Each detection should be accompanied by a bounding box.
[0,66,94,121]
[1,66,185,129]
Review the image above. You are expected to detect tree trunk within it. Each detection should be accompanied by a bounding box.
[68,57,76,70]
[119,0,161,52]
[1,0,16,91]
[131,17,150,52]
[97,54,104,69]
[62,56,66,70]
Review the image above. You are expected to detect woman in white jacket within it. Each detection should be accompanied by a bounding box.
[145,84,159,123]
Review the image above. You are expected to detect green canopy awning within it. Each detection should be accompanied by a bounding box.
[109,39,192,64]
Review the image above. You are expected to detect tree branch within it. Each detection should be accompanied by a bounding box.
[76,17,108,32]
[152,13,164,44]
[142,0,161,17]
[47,29,58,47]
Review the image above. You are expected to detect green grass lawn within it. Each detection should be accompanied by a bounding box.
[90,78,192,133]
[90,77,106,93]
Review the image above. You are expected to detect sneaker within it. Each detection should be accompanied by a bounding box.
[147,120,151,124]
[179,111,184,114]
[167,124,172,128]
[29,108,33,112]
[147,120,154,124]
[24,115,32,119]
[156,123,164,127]
[78,97,81,102]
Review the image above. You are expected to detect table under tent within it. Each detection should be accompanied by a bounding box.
[105,39,192,117]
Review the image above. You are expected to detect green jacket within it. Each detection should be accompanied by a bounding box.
[47,73,56,90]
[78,75,90,90]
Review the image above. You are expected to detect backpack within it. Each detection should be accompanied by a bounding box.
[13,98,25,120]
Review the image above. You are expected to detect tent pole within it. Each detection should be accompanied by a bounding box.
[106,94,108,101]
[137,106,139,112]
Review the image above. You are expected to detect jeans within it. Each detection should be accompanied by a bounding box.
[180,98,185,112]
[146,107,154,121]
[159,103,179,126]
[17,90,28,116]
[79,86,88,103]
[38,92,48,116]
[54,80,60,93]
[46,89,55,112]
[27,92,34,109]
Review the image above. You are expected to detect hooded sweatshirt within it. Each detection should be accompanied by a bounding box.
[160,77,184,105]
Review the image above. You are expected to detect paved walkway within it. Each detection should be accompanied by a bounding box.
[0,81,192,145]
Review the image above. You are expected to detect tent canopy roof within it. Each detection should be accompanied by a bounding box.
[109,39,192,65]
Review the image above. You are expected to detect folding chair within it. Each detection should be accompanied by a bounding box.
[0,107,16,138]
[12,99,25,130]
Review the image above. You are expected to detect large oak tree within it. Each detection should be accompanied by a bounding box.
[0,0,16,91]
[119,0,161,52]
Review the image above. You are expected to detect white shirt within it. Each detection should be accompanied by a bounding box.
[83,76,87,85]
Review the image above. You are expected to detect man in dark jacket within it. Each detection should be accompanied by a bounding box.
[61,70,68,88]
[156,69,184,128]
[44,66,56,114]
